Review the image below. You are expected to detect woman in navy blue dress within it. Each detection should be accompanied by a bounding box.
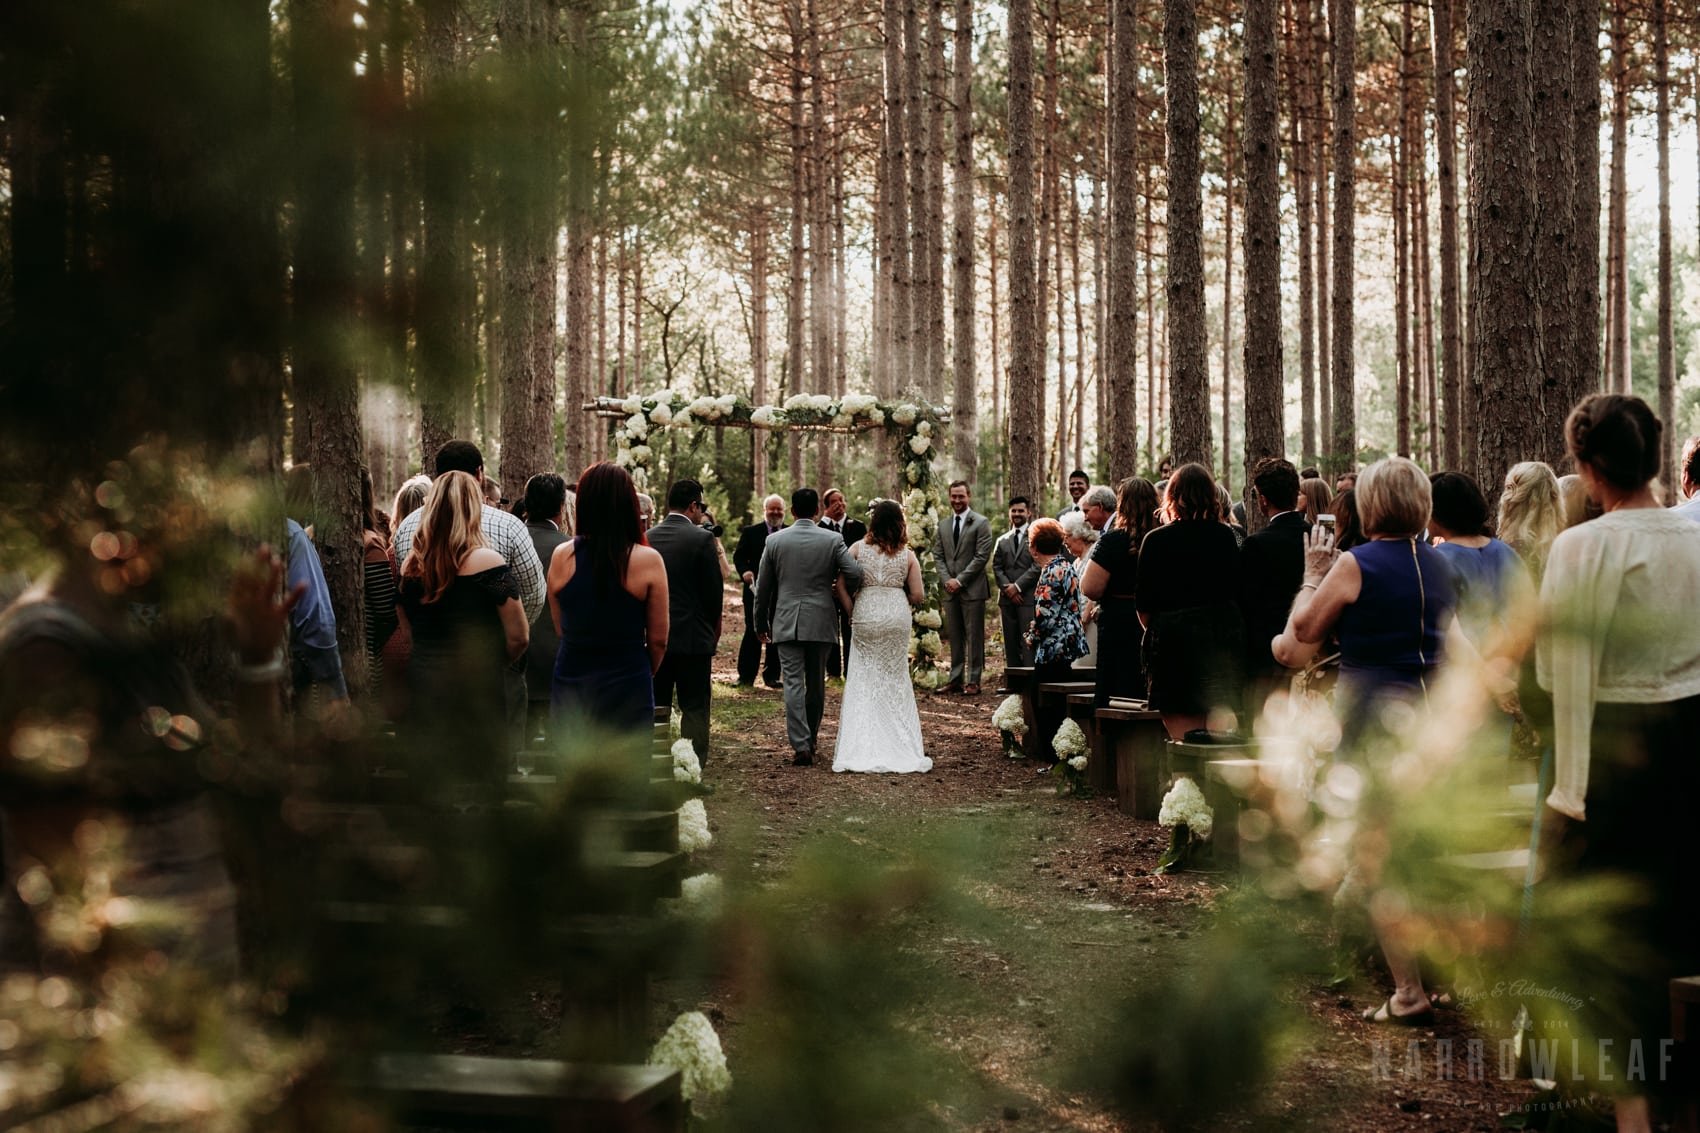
[548,462,670,744]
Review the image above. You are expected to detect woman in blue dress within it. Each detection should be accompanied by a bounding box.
[547,462,670,745]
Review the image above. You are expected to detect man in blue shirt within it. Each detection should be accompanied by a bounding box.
[284,516,347,703]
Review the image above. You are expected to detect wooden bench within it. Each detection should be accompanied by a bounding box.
[1033,681,1097,762]
[1672,977,1700,1127]
[1094,703,1166,819]
[367,1053,684,1132]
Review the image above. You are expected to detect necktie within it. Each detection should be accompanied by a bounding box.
[954,515,962,543]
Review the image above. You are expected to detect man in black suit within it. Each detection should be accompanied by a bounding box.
[819,487,866,678]
[734,494,787,687]
[521,473,570,749]
[649,479,725,764]
[1237,457,1310,700]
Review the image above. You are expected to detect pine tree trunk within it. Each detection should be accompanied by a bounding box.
[808,0,831,406]
[1288,0,1317,466]
[1145,165,1159,468]
[752,213,770,498]
[884,0,911,397]
[1569,0,1601,422]
[1328,0,1355,471]
[926,0,949,404]
[1108,0,1141,475]
[496,0,558,493]
[1431,0,1463,470]
[1393,0,1411,458]
[788,0,807,486]
[1468,0,1541,490]
[562,0,594,477]
[1221,125,1234,491]
[419,0,471,466]
[1165,0,1211,469]
[1007,0,1043,500]
[1531,0,1581,467]
[1242,0,1284,524]
[1313,0,1332,461]
[1606,0,1629,393]
[952,0,977,481]
[1070,173,1087,473]
[291,0,367,687]
[1655,0,1673,498]
[906,0,929,393]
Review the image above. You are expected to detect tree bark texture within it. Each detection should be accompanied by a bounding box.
[1242,0,1285,506]
[1654,0,1673,498]
[1007,0,1043,501]
[1165,0,1211,470]
[1606,0,1630,393]
[1431,0,1462,471]
[1108,0,1141,477]
[1288,0,1317,466]
[1327,0,1355,471]
[951,0,977,481]
[1568,0,1601,428]
[883,0,911,396]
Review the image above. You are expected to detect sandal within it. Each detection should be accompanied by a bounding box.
[1362,996,1435,1027]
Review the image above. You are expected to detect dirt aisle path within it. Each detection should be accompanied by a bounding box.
[661,591,1539,1131]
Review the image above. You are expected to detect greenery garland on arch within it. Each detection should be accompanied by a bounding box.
[591,390,952,689]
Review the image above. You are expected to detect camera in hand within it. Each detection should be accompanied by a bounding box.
[700,511,725,538]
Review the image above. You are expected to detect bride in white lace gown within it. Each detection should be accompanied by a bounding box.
[832,500,931,773]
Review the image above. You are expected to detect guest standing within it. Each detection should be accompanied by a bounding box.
[548,463,669,740]
[521,473,570,747]
[1329,488,1365,552]
[819,487,865,679]
[1059,511,1101,669]
[1297,477,1333,525]
[734,496,786,688]
[1537,395,1700,1131]
[1236,458,1310,699]
[1081,477,1159,706]
[398,471,530,784]
[1274,457,1458,1028]
[1135,463,1245,739]
[936,480,994,695]
[993,497,1039,667]
[648,479,724,765]
[1496,461,1565,580]
[1672,435,1700,522]
[361,466,399,699]
[1024,519,1089,763]
[1056,469,1089,517]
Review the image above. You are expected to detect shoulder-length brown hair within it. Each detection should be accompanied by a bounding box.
[866,499,907,554]
[575,462,645,594]
[1162,463,1218,522]
[402,470,485,603]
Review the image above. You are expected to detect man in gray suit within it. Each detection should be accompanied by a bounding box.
[936,479,995,695]
[648,478,724,765]
[755,487,864,765]
[993,496,1039,667]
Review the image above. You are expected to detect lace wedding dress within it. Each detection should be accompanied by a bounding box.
[833,545,932,774]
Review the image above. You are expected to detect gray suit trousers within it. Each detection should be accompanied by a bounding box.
[777,642,829,755]
[942,590,987,686]
[1001,604,1035,667]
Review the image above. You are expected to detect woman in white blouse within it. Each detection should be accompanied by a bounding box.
[1538,394,1700,1133]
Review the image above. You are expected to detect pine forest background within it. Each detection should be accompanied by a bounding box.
[5,0,1700,639]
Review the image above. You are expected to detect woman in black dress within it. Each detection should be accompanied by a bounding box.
[397,471,529,784]
[1081,477,1158,707]
[1135,463,1244,739]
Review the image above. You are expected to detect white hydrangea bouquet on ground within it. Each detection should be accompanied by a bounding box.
[1156,776,1215,873]
[676,798,712,854]
[671,739,702,785]
[991,694,1026,757]
[648,1010,731,1115]
[1049,719,1090,795]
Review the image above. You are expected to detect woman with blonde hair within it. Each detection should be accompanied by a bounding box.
[398,471,529,781]
[1497,461,1564,580]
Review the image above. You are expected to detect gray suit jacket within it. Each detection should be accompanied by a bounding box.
[755,518,864,643]
[992,525,1039,609]
[936,509,994,601]
[646,513,724,655]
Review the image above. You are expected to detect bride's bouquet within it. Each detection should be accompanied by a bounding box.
[992,694,1027,757]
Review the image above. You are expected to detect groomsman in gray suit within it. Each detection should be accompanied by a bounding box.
[755,487,864,765]
[935,479,994,695]
[993,496,1039,667]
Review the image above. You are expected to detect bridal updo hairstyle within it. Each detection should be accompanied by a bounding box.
[866,499,907,554]
[1028,517,1065,556]
[574,461,644,594]
[1566,393,1663,491]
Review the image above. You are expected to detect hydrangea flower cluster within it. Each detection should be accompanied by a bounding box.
[1158,776,1215,840]
[671,739,702,785]
[1052,718,1088,759]
[991,695,1027,736]
[647,1010,732,1112]
[677,797,712,854]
